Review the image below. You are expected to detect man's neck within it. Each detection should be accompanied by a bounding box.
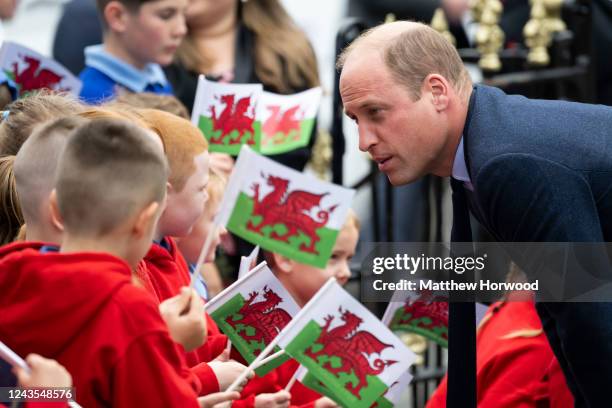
[61,234,133,268]
[103,35,147,70]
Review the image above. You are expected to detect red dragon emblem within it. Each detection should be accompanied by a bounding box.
[210,93,256,145]
[305,307,397,398]
[226,286,292,354]
[396,290,448,342]
[262,104,302,145]
[247,174,337,255]
[12,55,63,93]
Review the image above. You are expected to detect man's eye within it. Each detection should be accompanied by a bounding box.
[368,108,381,116]
[158,9,176,19]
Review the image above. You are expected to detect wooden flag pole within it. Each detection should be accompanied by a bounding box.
[284,368,299,392]
[252,350,285,369]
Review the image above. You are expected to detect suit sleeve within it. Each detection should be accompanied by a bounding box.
[111,333,200,408]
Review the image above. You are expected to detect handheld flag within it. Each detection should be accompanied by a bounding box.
[238,245,260,279]
[382,285,449,348]
[275,279,416,408]
[0,42,82,96]
[205,262,300,375]
[216,145,355,268]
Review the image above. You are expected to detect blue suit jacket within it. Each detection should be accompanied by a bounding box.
[463,84,612,244]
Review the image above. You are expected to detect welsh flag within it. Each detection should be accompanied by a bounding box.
[238,245,260,279]
[0,42,82,96]
[191,76,262,155]
[297,365,413,407]
[275,279,416,408]
[381,285,449,348]
[205,262,300,375]
[191,75,321,156]
[257,88,321,155]
[216,145,355,268]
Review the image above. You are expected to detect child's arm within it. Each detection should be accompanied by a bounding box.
[160,287,207,351]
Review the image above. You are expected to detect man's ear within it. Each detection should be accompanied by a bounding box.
[104,1,131,33]
[48,189,65,233]
[133,202,160,239]
[424,74,450,112]
[272,252,295,274]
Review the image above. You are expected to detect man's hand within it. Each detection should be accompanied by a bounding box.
[159,287,207,351]
[198,391,241,408]
[208,360,253,392]
[254,391,291,408]
[314,396,339,408]
[14,354,72,388]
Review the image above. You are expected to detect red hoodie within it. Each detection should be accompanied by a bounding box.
[144,238,227,392]
[0,242,200,408]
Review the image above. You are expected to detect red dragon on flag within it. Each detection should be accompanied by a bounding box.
[262,104,302,145]
[305,307,398,398]
[210,93,256,145]
[226,286,293,354]
[247,174,338,255]
[12,55,63,93]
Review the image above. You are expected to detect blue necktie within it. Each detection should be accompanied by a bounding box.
[446,178,477,408]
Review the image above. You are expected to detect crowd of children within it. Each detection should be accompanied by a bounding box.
[0,0,577,407]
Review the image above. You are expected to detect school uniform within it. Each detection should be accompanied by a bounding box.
[0,241,200,408]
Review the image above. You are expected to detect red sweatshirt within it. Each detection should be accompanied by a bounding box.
[426,301,574,408]
[144,238,227,391]
[0,242,200,408]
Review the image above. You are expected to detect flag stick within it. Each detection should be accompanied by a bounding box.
[284,368,299,392]
[0,341,83,408]
[252,350,285,369]
[190,224,218,289]
[225,277,337,394]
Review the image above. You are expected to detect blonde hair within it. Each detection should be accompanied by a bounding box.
[206,169,226,208]
[0,90,83,156]
[0,155,23,244]
[113,92,190,119]
[344,208,361,231]
[338,22,471,100]
[176,0,319,93]
[139,109,208,192]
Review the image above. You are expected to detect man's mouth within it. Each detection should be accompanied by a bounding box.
[373,155,392,171]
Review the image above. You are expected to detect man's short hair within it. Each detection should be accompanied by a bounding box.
[0,90,83,156]
[14,116,88,225]
[55,118,168,237]
[337,22,471,100]
[139,109,208,192]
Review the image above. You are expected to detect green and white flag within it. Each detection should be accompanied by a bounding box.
[275,279,416,408]
[257,88,321,155]
[191,75,263,155]
[381,285,449,348]
[0,42,82,96]
[191,75,321,156]
[216,145,355,268]
[205,262,300,375]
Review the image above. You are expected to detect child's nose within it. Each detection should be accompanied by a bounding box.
[336,263,351,285]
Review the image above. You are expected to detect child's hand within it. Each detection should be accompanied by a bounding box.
[254,391,291,408]
[208,360,253,392]
[13,354,72,388]
[197,390,240,408]
[159,287,207,351]
[314,396,340,408]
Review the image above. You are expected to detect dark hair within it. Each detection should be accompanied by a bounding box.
[96,0,156,13]
[56,118,168,237]
[0,155,23,244]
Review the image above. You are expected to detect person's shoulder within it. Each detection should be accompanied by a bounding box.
[104,283,167,333]
[79,65,118,104]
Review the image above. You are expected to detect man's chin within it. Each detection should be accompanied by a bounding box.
[385,170,419,186]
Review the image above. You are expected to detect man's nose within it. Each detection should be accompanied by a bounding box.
[358,125,377,152]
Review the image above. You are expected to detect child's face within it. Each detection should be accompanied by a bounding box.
[286,224,359,307]
[122,0,188,67]
[177,196,223,265]
[161,151,209,238]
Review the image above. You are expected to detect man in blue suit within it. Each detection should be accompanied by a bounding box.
[339,21,612,407]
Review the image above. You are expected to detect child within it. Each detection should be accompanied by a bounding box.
[234,210,361,408]
[177,169,227,299]
[0,90,83,156]
[0,155,22,245]
[0,118,204,407]
[79,0,188,104]
[138,108,253,394]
